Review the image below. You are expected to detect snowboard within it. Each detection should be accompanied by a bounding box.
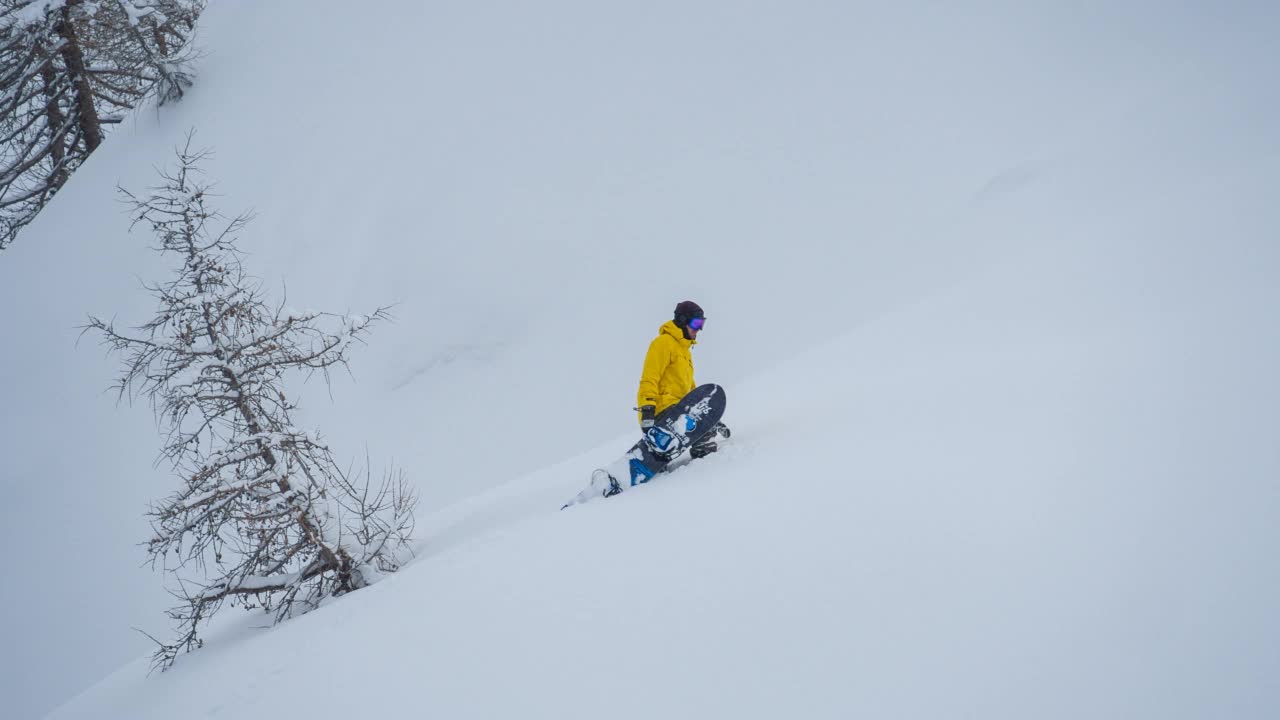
[561,383,728,509]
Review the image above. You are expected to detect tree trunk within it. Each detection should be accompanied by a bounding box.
[39,56,68,190]
[54,1,102,153]
[153,24,169,56]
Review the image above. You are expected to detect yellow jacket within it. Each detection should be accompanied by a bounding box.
[637,320,696,423]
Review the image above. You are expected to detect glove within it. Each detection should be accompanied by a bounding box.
[638,405,656,430]
[714,422,731,439]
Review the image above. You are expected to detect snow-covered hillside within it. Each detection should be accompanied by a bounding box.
[48,238,1280,718]
[3,2,1279,718]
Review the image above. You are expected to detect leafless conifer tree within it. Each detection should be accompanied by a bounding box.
[85,137,416,670]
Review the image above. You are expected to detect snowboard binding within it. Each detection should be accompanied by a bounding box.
[689,422,732,459]
[596,469,623,498]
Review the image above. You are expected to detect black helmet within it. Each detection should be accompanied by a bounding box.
[673,300,705,329]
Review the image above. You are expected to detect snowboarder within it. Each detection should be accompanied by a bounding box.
[636,300,727,458]
[563,301,730,508]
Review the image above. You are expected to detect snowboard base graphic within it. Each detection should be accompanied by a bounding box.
[562,384,727,509]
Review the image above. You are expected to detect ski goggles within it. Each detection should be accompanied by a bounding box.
[688,316,706,330]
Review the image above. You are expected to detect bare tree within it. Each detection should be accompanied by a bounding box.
[86,137,416,670]
[1,3,80,245]
[86,1,199,108]
[0,0,202,250]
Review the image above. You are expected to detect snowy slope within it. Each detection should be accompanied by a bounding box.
[3,1,1280,718]
[48,232,1280,718]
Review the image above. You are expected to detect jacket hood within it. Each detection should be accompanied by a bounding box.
[660,319,696,346]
